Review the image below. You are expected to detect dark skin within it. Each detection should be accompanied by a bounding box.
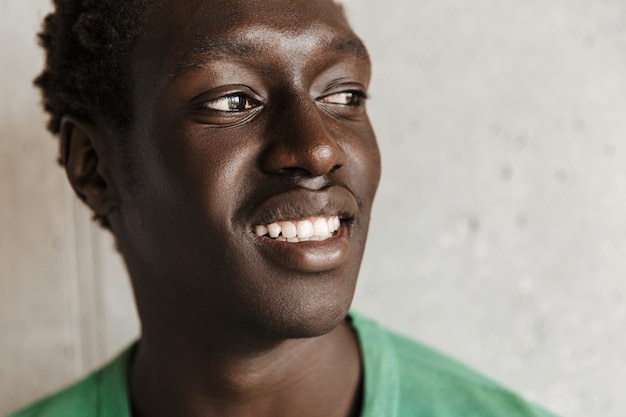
[61,0,380,416]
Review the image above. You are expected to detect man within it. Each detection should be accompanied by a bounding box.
[9,0,558,416]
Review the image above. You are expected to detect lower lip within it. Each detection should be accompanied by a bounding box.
[252,224,351,273]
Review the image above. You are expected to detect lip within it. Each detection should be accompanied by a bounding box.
[248,187,359,272]
[249,186,359,226]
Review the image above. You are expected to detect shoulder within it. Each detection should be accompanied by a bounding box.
[350,312,559,417]
[7,374,101,417]
[6,345,135,417]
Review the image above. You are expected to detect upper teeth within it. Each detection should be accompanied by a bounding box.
[254,216,341,242]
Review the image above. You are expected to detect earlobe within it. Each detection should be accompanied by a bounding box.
[60,116,118,216]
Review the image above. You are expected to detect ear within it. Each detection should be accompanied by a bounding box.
[59,116,118,217]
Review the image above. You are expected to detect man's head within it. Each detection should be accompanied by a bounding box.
[37,0,381,347]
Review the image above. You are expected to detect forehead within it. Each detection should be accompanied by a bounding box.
[133,0,366,77]
[143,0,351,33]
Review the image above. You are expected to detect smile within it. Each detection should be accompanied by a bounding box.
[247,187,357,272]
[254,216,341,243]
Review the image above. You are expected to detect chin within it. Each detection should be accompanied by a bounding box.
[249,292,354,341]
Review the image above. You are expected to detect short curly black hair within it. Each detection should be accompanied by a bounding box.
[35,0,148,137]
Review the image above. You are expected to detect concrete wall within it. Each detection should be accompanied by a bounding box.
[2,1,625,416]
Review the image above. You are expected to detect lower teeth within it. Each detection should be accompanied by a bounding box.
[267,232,334,243]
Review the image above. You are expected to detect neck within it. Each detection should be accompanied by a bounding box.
[130,319,363,417]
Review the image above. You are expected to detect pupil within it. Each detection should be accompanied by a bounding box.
[228,95,244,110]
[346,93,360,105]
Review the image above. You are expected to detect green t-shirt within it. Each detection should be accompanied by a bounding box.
[7,312,559,417]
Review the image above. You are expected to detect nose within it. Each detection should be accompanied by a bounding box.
[260,98,345,178]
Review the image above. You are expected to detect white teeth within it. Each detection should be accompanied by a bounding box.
[327,217,339,233]
[255,225,268,237]
[313,218,329,236]
[267,223,281,238]
[254,216,342,242]
[327,218,335,233]
[280,222,297,238]
[296,220,314,239]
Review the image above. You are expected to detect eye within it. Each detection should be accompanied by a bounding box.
[204,93,261,112]
[319,90,367,107]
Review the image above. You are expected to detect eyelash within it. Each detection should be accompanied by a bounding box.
[319,90,368,107]
[203,94,261,112]
[202,89,367,113]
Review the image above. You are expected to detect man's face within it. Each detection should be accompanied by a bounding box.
[110,0,380,341]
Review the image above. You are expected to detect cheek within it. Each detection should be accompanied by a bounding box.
[116,126,246,244]
[114,140,258,284]
[181,129,267,226]
[145,125,256,207]
[343,125,381,202]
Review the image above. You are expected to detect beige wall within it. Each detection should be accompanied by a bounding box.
[2,1,626,416]
[1,1,139,412]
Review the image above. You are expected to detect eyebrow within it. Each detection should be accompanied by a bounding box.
[169,36,370,80]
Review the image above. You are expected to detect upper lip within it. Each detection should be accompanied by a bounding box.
[249,186,359,227]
